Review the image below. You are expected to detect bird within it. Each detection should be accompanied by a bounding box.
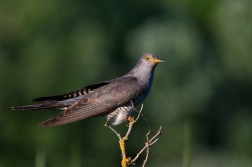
[12,53,164,127]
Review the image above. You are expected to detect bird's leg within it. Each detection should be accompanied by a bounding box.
[125,116,135,128]
[127,116,135,124]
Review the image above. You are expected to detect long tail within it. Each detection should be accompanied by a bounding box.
[11,102,67,111]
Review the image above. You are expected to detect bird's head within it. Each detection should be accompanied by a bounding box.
[138,53,164,68]
[127,53,164,83]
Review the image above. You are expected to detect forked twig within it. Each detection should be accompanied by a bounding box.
[131,104,152,166]
[105,103,162,167]
[104,122,126,167]
[130,126,162,166]
[129,103,162,166]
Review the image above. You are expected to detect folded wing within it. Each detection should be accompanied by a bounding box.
[38,77,142,127]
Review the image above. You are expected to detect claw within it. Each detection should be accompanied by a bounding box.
[127,116,135,123]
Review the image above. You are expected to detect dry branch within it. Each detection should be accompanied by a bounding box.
[104,104,162,167]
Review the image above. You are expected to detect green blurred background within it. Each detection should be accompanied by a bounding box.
[1,0,252,166]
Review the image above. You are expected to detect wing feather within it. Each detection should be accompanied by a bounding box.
[33,81,110,102]
[38,77,142,127]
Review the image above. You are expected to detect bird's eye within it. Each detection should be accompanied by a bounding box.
[145,56,150,61]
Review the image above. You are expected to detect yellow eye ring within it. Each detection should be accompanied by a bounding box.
[145,56,150,61]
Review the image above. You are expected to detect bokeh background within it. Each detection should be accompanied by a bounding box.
[1,0,252,167]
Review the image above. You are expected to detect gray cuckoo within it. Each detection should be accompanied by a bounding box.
[12,53,164,127]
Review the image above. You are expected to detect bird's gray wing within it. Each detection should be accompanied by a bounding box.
[38,77,142,127]
[33,81,111,102]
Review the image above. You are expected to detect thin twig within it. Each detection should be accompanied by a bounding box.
[105,103,144,167]
[131,105,152,167]
[105,122,127,167]
[143,143,149,166]
[129,126,162,165]
[130,101,144,123]
[124,102,143,139]
[104,122,122,139]
[105,103,162,167]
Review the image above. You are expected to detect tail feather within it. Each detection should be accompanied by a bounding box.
[11,102,67,111]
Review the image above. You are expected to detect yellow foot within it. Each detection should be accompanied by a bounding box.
[126,117,135,127]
